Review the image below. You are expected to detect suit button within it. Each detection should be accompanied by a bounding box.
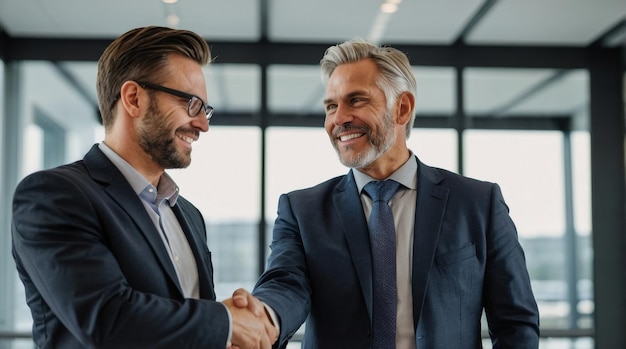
[365,328,371,337]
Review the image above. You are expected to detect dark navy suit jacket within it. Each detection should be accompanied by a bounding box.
[254,156,539,349]
[12,145,229,349]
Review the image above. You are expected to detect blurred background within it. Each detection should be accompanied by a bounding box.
[0,0,624,348]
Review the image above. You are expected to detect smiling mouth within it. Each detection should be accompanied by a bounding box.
[177,133,197,144]
[338,132,365,142]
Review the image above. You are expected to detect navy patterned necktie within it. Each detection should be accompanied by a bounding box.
[363,179,402,349]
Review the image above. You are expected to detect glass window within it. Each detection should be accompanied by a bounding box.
[205,64,261,113]
[571,131,593,328]
[464,130,565,237]
[169,126,262,298]
[571,131,591,236]
[10,61,104,340]
[463,66,592,340]
[22,124,44,180]
[265,126,346,221]
[407,128,457,172]
[412,67,456,116]
[268,65,322,113]
[464,68,588,117]
[171,126,261,223]
[464,129,592,336]
[1,55,599,348]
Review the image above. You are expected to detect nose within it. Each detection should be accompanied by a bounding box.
[191,115,210,132]
[332,103,353,126]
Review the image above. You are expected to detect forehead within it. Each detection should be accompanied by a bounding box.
[156,54,207,103]
[326,59,381,98]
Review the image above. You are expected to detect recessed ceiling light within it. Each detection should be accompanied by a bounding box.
[162,0,178,4]
[381,3,398,13]
[166,14,180,27]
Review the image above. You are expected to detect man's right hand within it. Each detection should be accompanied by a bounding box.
[222,289,278,349]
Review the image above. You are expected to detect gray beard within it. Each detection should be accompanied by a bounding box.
[334,110,396,169]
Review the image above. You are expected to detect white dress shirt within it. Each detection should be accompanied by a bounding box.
[98,142,200,299]
[353,153,418,349]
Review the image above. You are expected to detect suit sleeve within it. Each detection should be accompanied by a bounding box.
[11,170,230,349]
[253,193,312,348]
[483,183,540,348]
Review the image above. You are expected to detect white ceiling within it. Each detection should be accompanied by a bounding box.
[0,0,623,128]
[0,0,624,45]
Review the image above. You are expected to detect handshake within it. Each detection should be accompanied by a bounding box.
[222,288,279,349]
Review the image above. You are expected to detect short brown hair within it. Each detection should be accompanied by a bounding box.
[97,26,211,129]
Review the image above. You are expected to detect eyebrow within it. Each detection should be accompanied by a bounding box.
[324,91,368,105]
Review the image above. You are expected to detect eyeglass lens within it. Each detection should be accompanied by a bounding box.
[188,96,213,120]
[189,97,203,117]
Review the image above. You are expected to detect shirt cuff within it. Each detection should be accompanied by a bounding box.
[263,302,280,334]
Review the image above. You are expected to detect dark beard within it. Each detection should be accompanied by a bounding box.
[137,98,191,169]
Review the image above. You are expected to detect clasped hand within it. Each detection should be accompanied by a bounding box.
[222,288,278,349]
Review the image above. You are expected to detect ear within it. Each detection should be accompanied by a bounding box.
[119,81,143,118]
[395,91,415,127]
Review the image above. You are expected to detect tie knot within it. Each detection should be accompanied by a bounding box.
[364,180,401,203]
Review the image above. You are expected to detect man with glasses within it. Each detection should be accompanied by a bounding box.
[12,26,276,349]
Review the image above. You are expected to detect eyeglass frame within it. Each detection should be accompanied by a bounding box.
[128,80,214,121]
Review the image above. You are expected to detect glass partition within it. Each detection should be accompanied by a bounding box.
[0,57,598,349]
[169,126,262,299]
[464,68,592,348]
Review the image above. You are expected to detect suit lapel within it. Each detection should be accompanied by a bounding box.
[411,161,448,329]
[333,171,375,321]
[331,160,450,329]
[172,203,216,300]
[84,145,184,297]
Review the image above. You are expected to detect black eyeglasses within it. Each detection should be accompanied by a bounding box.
[135,80,214,121]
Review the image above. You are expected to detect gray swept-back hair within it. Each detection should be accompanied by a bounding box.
[320,38,417,138]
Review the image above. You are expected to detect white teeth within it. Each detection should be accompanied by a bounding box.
[178,135,195,144]
[340,133,362,142]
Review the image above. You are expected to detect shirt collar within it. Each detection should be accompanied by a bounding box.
[98,142,180,206]
[353,150,418,194]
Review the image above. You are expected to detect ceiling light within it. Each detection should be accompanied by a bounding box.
[166,14,180,27]
[380,3,398,13]
[162,0,178,4]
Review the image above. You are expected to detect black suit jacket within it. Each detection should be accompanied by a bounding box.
[12,145,229,349]
[253,156,540,349]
